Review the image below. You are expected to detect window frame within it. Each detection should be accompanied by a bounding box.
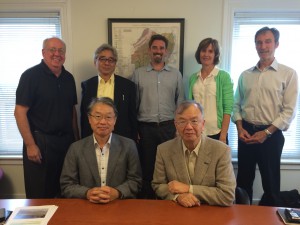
[0,0,72,69]
[0,0,71,158]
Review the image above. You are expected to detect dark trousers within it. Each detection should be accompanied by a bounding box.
[237,121,284,206]
[23,131,74,198]
[138,121,176,199]
[207,132,229,144]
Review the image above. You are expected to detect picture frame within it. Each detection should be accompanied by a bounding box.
[108,18,185,78]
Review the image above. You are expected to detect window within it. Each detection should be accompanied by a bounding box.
[0,12,61,156]
[223,0,300,162]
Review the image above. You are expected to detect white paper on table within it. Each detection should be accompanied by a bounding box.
[5,205,58,225]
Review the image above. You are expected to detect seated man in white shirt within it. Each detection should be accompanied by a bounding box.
[60,97,142,203]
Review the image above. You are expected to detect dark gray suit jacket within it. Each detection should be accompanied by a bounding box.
[152,135,236,206]
[60,134,142,199]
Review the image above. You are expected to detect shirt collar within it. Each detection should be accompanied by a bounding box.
[41,59,66,77]
[146,63,171,72]
[181,139,201,156]
[197,66,219,78]
[98,74,115,84]
[93,133,112,148]
[253,58,278,72]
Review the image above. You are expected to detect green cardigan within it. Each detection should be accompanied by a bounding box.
[188,69,234,129]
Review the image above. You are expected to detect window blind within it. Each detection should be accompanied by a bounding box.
[0,12,61,156]
[229,12,300,161]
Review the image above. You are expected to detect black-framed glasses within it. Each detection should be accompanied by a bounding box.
[98,57,116,64]
[88,114,115,122]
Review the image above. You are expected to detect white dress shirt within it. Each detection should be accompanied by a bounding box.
[232,59,298,131]
[93,134,112,186]
[192,67,219,135]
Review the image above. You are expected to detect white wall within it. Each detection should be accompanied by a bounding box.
[1,160,299,201]
[68,0,224,99]
[0,0,299,201]
[0,159,24,198]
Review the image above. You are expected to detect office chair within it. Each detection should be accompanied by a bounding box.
[0,168,3,182]
[235,186,250,205]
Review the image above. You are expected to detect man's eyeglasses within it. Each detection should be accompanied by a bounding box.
[47,47,66,55]
[88,114,115,122]
[176,119,200,127]
[98,57,116,64]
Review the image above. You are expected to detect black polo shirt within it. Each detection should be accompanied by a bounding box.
[16,60,77,135]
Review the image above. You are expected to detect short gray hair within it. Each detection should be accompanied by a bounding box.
[87,97,118,117]
[175,100,204,119]
[94,43,118,61]
[255,26,280,44]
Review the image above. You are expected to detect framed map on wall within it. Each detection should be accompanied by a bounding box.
[108,18,185,78]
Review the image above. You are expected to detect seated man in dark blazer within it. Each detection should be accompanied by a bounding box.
[61,97,142,203]
[80,43,137,141]
[152,100,236,207]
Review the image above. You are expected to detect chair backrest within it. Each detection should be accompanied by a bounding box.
[235,187,250,205]
[0,167,3,180]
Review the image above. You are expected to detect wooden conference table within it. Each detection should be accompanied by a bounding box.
[0,198,284,225]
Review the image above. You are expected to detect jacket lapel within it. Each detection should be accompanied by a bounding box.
[193,136,211,184]
[83,136,101,185]
[171,138,190,184]
[113,75,121,106]
[106,134,121,185]
[90,76,99,97]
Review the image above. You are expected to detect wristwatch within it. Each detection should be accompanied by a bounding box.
[264,129,272,138]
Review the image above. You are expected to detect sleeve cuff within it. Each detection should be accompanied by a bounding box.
[117,189,123,199]
[173,194,179,202]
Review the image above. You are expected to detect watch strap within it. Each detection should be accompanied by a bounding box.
[264,129,272,137]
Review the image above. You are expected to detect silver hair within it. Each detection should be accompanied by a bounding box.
[175,100,204,119]
[42,37,66,49]
[94,43,118,61]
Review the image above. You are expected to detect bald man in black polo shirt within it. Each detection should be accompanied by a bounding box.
[15,37,79,198]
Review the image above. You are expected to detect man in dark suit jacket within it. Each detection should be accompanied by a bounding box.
[152,100,236,207]
[61,97,142,203]
[81,44,137,141]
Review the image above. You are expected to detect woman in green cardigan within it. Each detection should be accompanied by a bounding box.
[188,38,234,144]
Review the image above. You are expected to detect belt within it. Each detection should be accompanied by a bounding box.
[34,130,70,137]
[242,120,270,131]
[138,120,174,127]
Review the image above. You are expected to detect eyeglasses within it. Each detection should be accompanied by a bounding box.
[88,114,115,122]
[47,47,66,55]
[98,57,116,64]
[176,119,200,128]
